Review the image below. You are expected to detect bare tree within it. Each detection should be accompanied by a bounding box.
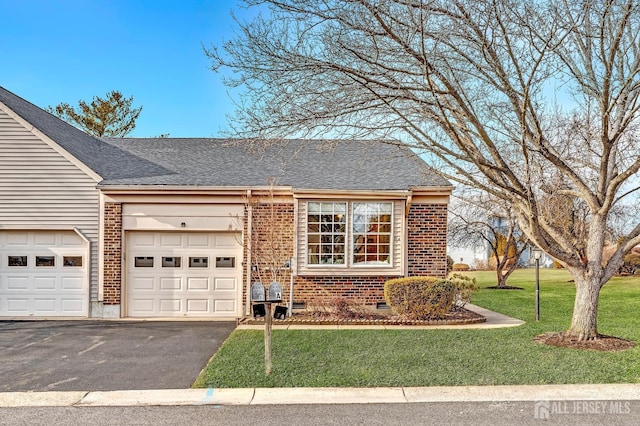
[449,194,529,288]
[208,0,640,342]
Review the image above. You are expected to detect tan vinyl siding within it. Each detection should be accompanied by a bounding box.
[296,199,404,276]
[0,109,100,301]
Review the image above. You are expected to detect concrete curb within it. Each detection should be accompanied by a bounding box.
[2,384,639,408]
[0,391,88,407]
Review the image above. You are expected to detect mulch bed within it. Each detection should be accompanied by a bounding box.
[241,307,485,326]
[534,332,636,352]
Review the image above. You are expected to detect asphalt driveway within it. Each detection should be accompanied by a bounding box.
[0,320,235,392]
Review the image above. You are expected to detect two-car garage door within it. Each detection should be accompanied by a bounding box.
[126,232,242,318]
[0,231,89,317]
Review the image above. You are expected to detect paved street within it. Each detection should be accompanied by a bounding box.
[0,320,235,391]
[2,401,639,426]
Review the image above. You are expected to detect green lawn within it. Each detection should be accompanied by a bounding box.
[193,269,640,388]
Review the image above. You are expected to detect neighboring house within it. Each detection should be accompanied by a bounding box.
[447,245,489,269]
[0,86,453,319]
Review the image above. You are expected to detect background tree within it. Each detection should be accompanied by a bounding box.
[449,194,529,288]
[209,0,640,342]
[47,90,142,137]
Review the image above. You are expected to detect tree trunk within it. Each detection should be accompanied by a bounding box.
[495,260,517,288]
[496,268,507,288]
[566,274,602,340]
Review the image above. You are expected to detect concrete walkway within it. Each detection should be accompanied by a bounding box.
[236,303,525,330]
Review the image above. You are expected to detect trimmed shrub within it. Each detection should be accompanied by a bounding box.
[452,263,470,271]
[448,273,478,308]
[384,276,456,320]
[447,255,455,273]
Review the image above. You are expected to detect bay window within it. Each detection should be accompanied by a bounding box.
[306,201,394,268]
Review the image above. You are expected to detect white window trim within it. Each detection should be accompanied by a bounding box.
[305,201,395,270]
[306,201,348,268]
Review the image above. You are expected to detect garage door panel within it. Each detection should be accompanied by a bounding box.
[127,231,242,318]
[7,276,29,290]
[215,234,238,247]
[132,233,155,247]
[159,299,182,313]
[160,277,182,290]
[187,234,210,248]
[34,276,57,290]
[186,299,209,313]
[35,233,56,246]
[214,299,236,313]
[7,298,29,312]
[61,277,83,290]
[130,277,155,291]
[160,233,182,247]
[34,298,57,312]
[214,278,236,291]
[130,299,154,313]
[6,233,28,245]
[62,233,84,246]
[0,231,89,317]
[186,277,209,291]
[61,299,84,313]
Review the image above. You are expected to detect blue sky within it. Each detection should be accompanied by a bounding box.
[0,0,254,137]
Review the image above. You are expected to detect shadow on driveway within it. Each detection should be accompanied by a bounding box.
[0,321,236,392]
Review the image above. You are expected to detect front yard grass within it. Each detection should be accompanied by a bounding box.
[193,269,640,388]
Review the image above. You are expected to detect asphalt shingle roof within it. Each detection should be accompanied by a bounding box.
[1,86,450,191]
[101,138,451,190]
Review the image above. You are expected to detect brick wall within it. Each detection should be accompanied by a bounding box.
[244,201,449,309]
[244,202,295,306]
[407,203,448,277]
[103,202,122,305]
[292,275,393,305]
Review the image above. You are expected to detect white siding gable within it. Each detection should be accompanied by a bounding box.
[0,107,100,302]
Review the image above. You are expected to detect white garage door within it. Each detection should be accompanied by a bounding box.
[126,232,243,318]
[0,231,89,317]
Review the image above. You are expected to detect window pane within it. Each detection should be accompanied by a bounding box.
[8,256,27,267]
[307,201,347,265]
[216,257,235,268]
[36,256,55,267]
[189,257,208,268]
[308,202,321,213]
[353,202,393,266]
[162,257,181,267]
[135,257,154,267]
[63,256,83,267]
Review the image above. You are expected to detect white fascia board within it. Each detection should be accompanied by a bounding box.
[292,189,411,199]
[409,185,455,194]
[97,185,293,195]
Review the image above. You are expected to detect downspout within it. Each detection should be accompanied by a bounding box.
[288,257,294,317]
[245,189,252,316]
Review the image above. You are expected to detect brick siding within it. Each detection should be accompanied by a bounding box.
[407,203,448,277]
[244,202,295,307]
[245,201,449,309]
[103,202,122,304]
[292,275,393,305]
